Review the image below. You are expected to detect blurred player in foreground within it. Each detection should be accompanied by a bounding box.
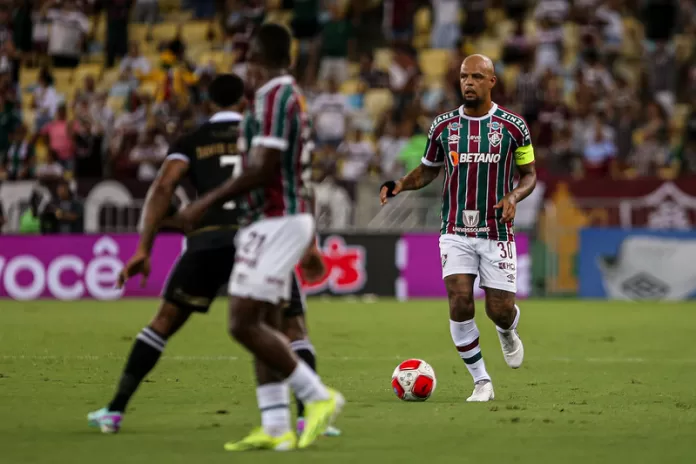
[87,73,339,439]
[380,54,537,402]
[175,24,344,451]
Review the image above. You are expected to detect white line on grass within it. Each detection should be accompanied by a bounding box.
[2,355,696,364]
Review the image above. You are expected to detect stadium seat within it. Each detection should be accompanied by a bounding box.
[152,22,178,42]
[75,64,102,83]
[363,89,394,120]
[340,79,361,95]
[139,81,159,98]
[414,7,431,35]
[373,48,393,71]
[183,21,212,44]
[672,104,691,130]
[418,49,449,80]
[475,36,502,62]
[107,95,126,113]
[20,68,39,92]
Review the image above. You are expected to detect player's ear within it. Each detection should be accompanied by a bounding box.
[490,75,497,88]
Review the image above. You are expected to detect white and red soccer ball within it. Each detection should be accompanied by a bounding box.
[391,359,437,401]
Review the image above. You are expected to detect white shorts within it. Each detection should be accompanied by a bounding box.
[439,234,517,293]
[228,214,315,304]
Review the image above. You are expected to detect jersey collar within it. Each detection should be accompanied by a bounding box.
[458,103,498,121]
[209,111,244,122]
[256,74,295,95]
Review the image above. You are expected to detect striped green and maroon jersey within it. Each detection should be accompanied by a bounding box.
[422,104,535,242]
[243,75,313,221]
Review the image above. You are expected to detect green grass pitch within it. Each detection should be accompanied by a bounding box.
[1,298,696,463]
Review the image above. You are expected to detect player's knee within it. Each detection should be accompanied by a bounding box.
[484,289,516,327]
[282,316,306,342]
[448,291,475,321]
[228,316,249,342]
[150,302,189,338]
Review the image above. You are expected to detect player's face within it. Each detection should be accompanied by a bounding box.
[459,60,496,108]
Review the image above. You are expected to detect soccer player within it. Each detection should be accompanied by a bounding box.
[86,73,338,438]
[380,54,537,402]
[175,24,343,450]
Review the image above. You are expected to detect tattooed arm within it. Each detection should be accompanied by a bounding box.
[494,161,537,224]
[380,163,441,205]
[399,163,442,191]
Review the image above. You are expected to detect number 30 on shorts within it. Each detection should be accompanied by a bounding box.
[497,241,514,259]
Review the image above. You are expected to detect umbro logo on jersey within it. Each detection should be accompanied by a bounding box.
[448,134,460,142]
[449,151,502,165]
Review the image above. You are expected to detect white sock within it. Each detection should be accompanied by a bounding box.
[286,360,330,403]
[450,319,491,383]
[496,304,521,334]
[256,383,291,437]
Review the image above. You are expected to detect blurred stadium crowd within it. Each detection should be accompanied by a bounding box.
[0,0,695,232]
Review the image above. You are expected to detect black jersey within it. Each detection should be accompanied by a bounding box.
[166,111,245,250]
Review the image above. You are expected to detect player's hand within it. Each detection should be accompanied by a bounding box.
[300,244,326,283]
[380,180,403,206]
[117,249,151,289]
[494,193,517,224]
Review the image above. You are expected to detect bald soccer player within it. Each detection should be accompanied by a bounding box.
[380,55,537,402]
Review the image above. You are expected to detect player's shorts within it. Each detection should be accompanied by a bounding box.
[162,245,237,313]
[228,214,315,305]
[163,244,307,316]
[439,234,517,293]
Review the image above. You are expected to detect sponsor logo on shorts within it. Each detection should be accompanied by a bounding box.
[506,274,516,283]
[441,254,448,268]
[296,235,367,295]
[498,262,516,271]
[266,276,285,287]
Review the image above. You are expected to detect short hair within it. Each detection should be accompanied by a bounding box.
[252,23,292,69]
[208,73,245,108]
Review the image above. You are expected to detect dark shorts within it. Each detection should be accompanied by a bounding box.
[163,246,306,317]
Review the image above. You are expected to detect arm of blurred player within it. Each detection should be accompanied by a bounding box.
[118,158,188,288]
[178,146,281,227]
[298,186,325,283]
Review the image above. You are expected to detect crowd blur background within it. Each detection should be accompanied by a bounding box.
[0,0,694,234]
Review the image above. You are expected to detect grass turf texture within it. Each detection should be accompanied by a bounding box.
[1,299,695,463]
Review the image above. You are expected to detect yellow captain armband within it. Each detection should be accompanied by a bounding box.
[514,144,535,165]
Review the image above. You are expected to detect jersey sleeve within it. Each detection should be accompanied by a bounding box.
[166,135,193,164]
[252,86,295,151]
[513,117,535,166]
[421,120,446,167]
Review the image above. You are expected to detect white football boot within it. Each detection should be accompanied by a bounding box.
[466,380,495,402]
[497,328,524,369]
[497,305,524,368]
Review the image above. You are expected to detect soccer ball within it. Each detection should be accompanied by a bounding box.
[391,359,437,401]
